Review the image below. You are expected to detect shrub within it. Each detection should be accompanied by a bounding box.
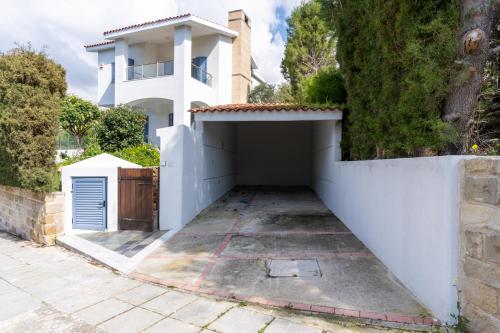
[96,105,146,152]
[0,45,66,192]
[303,68,347,104]
[60,95,101,149]
[248,83,277,103]
[59,143,158,168]
[112,144,159,167]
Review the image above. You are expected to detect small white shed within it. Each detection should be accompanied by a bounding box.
[61,153,141,233]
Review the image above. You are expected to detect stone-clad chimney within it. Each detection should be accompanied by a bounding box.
[228,10,251,104]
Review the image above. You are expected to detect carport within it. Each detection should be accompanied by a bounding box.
[156,104,343,231]
[142,104,435,325]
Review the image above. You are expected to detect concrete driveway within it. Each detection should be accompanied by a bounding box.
[0,232,428,333]
[131,187,435,326]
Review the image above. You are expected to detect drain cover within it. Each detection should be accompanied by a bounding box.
[267,259,321,278]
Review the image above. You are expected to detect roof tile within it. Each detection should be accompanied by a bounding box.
[103,13,191,36]
[84,40,115,49]
[189,103,342,113]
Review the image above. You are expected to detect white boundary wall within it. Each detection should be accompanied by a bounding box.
[313,154,471,322]
[157,122,236,231]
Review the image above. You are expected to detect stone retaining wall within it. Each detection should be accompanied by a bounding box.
[0,185,64,245]
[460,158,500,332]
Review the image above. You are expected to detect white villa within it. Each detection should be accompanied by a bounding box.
[82,9,344,233]
[53,9,477,326]
[86,10,264,146]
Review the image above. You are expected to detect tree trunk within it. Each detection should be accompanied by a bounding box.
[442,0,499,154]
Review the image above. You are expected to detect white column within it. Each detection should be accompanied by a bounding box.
[212,35,233,105]
[173,25,192,126]
[114,38,128,105]
[157,126,186,230]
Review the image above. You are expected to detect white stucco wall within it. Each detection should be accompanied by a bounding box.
[147,106,171,146]
[237,122,312,186]
[157,122,236,230]
[117,76,177,105]
[312,153,471,322]
[61,154,140,233]
[97,49,115,107]
[159,43,174,61]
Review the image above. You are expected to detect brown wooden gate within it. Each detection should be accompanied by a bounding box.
[118,168,159,232]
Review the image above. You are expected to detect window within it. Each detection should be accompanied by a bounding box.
[168,113,174,127]
[111,62,115,83]
[143,115,149,142]
[127,58,135,80]
[192,57,208,84]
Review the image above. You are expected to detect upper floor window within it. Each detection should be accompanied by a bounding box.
[168,113,174,127]
[111,62,115,83]
[192,57,212,86]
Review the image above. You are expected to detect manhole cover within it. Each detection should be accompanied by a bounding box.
[267,259,322,278]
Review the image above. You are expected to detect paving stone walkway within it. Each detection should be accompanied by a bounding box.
[0,232,417,333]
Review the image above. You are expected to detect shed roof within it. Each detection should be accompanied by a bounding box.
[61,153,141,169]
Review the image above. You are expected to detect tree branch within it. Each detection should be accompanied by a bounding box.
[490,45,500,57]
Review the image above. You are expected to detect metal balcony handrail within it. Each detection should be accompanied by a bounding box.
[127,60,173,80]
[191,63,213,86]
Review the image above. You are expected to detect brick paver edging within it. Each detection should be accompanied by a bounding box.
[128,271,441,327]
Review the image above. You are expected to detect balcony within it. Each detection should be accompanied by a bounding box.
[125,61,213,87]
[191,63,213,86]
[127,61,173,81]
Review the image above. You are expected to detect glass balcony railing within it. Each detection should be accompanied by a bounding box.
[125,60,213,86]
[191,63,213,86]
[127,60,173,81]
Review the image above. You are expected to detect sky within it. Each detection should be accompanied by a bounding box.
[0,0,301,102]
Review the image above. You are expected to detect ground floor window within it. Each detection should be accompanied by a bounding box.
[143,115,149,142]
[57,129,78,150]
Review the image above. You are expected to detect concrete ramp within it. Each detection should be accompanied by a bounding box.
[130,187,439,328]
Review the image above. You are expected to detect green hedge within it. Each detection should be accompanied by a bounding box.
[59,143,159,168]
[97,106,147,152]
[112,144,160,167]
[0,46,66,192]
[333,0,460,159]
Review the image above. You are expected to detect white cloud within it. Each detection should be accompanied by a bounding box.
[0,0,301,101]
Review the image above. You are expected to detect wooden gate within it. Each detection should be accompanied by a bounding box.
[118,168,159,232]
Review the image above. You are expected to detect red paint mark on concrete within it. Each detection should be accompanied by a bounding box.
[192,217,240,289]
[146,254,213,260]
[193,259,216,289]
[176,230,353,237]
[146,251,375,261]
[213,234,233,257]
[218,251,374,260]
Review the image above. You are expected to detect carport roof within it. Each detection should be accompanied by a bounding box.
[190,103,343,122]
[189,103,342,113]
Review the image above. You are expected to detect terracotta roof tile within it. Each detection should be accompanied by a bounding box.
[189,103,342,113]
[103,13,191,36]
[84,40,115,49]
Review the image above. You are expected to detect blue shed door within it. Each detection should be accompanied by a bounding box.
[72,178,107,231]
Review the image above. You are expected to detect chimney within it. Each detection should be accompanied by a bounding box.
[228,10,252,104]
